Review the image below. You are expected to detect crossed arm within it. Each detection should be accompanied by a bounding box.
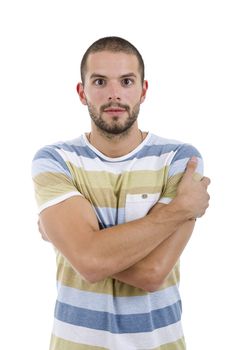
[113,205,195,291]
[38,159,210,292]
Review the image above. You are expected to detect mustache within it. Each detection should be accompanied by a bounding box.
[100,103,130,113]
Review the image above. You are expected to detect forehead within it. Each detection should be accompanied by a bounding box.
[85,51,140,78]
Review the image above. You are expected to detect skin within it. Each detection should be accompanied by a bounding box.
[38,51,210,291]
[77,51,148,157]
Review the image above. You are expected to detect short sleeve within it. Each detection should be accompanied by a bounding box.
[158,144,204,205]
[32,146,82,213]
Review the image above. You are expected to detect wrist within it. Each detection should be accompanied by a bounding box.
[168,196,192,221]
[148,198,190,229]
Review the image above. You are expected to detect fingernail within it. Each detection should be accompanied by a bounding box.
[191,156,198,163]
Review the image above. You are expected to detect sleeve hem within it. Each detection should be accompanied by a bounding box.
[158,197,172,205]
[38,191,83,214]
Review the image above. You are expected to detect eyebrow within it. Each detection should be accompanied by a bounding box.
[90,73,137,79]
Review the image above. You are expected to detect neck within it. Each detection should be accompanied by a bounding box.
[86,124,146,158]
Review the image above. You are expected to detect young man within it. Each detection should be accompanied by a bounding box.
[32,37,210,350]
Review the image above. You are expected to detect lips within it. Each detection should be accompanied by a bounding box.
[104,108,126,112]
[104,107,126,114]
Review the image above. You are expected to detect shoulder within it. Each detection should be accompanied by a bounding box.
[31,136,84,177]
[148,133,201,157]
[33,136,84,161]
[148,133,203,174]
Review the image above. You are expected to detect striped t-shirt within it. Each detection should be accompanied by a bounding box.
[32,132,203,350]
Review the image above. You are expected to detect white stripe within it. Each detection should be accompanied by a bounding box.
[56,149,173,174]
[32,158,65,177]
[169,157,203,177]
[158,197,172,204]
[82,132,153,163]
[57,283,181,314]
[52,318,184,349]
[38,191,82,213]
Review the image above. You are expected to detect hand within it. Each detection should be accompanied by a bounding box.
[37,218,50,242]
[175,156,210,219]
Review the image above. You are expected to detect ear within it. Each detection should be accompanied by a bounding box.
[140,80,148,104]
[76,83,87,105]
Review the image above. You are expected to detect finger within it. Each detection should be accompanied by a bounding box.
[37,218,46,236]
[183,156,198,176]
[37,219,42,233]
[201,176,211,187]
[41,233,50,242]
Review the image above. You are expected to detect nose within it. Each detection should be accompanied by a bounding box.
[107,82,121,101]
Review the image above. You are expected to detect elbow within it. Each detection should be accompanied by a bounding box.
[143,266,166,293]
[82,273,102,284]
[75,255,110,284]
[83,269,106,284]
[68,241,115,284]
[80,268,100,284]
[144,281,164,293]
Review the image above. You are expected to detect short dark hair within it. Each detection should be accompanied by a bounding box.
[80,36,145,85]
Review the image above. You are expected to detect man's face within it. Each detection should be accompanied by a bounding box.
[78,51,148,135]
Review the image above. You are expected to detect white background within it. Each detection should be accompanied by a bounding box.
[0,0,232,349]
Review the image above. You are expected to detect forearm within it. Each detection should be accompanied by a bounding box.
[39,157,210,284]
[89,198,190,279]
[112,219,195,291]
[39,196,191,283]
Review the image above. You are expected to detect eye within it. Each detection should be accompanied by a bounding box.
[121,78,134,86]
[93,79,106,86]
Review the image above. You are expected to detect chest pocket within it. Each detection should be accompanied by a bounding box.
[125,193,160,222]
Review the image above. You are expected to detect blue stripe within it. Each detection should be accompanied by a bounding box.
[33,147,71,174]
[94,207,116,228]
[57,283,181,315]
[35,141,186,163]
[136,144,178,159]
[54,300,182,333]
[50,143,180,161]
[168,157,203,177]
[33,140,199,170]
[94,207,126,227]
[171,144,201,163]
[32,158,72,178]
[52,143,98,159]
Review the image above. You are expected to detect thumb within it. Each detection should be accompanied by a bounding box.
[184,156,198,176]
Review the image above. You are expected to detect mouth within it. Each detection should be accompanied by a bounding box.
[103,108,126,114]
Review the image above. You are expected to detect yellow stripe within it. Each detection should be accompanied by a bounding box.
[49,334,185,350]
[161,171,202,199]
[152,337,186,350]
[56,263,147,297]
[160,173,182,199]
[33,170,165,208]
[66,163,167,190]
[56,253,179,296]
[50,334,108,350]
[158,261,180,291]
[80,186,162,208]
[33,172,77,206]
